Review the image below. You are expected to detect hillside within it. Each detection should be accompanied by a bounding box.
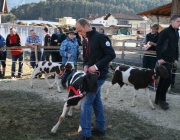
[10,0,171,21]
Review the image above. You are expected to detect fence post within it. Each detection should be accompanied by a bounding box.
[122,41,125,60]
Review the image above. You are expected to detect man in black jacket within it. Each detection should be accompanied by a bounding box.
[155,15,180,110]
[72,18,116,140]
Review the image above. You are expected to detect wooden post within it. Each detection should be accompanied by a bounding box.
[171,0,180,16]
[34,46,38,65]
[122,41,125,60]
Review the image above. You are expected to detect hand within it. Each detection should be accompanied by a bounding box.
[149,42,154,46]
[67,54,72,58]
[174,60,178,66]
[158,59,166,65]
[84,66,88,73]
[54,40,58,42]
[88,65,97,73]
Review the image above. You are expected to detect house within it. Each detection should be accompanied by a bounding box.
[87,14,108,26]
[0,0,8,23]
[104,12,143,26]
[59,17,76,26]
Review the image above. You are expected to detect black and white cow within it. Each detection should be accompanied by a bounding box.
[30,61,74,92]
[105,64,168,109]
[50,71,98,134]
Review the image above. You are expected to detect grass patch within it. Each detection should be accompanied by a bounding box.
[0,90,180,140]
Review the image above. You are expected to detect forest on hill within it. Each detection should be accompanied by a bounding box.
[6,0,171,22]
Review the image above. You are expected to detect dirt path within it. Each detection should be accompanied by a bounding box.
[0,78,180,131]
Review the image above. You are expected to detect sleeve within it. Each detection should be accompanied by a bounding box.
[175,36,179,61]
[0,36,5,47]
[95,34,116,69]
[17,34,21,46]
[59,34,66,43]
[60,41,68,57]
[142,36,147,45]
[25,37,30,44]
[37,36,42,44]
[6,35,10,47]
[156,30,167,60]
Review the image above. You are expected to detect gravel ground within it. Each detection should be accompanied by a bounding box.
[0,78,180,132]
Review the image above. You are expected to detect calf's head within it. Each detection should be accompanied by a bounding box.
[80,73,98,94]
[65,61,74,70]
[155,65,169,78]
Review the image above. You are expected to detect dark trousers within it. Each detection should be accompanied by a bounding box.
[11,53,23,77]
[155,63,172,102]
[171,65,177,85]
[51,52,62,63]
[42,51,50,61]
[30,51,42,68]
[143,55,157,69]
[61,65,77,86]
[0,51,6,68]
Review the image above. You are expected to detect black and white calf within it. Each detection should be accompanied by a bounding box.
[106,65,168,109]
[30,61,74,92]
[50,71,98,134]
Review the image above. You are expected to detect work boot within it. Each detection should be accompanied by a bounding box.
[71,134,91,140]
[158,101,169,110]
[91,127,105,136]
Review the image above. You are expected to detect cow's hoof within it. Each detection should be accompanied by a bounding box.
[119,99,124,101]
[50,131,56,136]
[151,106,155,110]
[131,105,136,107]
[31,85,33,88]
[49,87,53,89]
[58,90,62,93]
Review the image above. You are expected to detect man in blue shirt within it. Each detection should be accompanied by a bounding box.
[25,29,42,68]
[0,34,6,78]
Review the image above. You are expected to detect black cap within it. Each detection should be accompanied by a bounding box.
[66,28,76,34]
[43,27,48,32]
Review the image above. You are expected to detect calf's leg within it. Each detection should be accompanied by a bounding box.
[132,89,138,107]
[50,102,69,134]
[145,88,155,109]
[105,83,113,99]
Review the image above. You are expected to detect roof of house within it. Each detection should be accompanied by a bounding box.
[138,3,171,17]
[87,14,106,20]
[0,0,8,14]
[90,23,104,26]
[104,12,143,20]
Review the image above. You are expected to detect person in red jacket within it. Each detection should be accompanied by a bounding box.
[6,28,23,78]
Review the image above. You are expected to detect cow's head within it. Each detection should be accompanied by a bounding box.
[80,73,98,94]
[65,61,74,70]
[155,65,169,78]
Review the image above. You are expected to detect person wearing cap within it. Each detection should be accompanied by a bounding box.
[142,24,159,69]
[51,27,66,64]
[42,27,51,61]
[60,28,79,89]
[6,28,23,78]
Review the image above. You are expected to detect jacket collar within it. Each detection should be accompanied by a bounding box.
[169,24,179,32]
[86,29,96,38]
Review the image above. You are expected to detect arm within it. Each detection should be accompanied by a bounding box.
[0,35,6,47]
[6,35,10,47]
[60,41,68,57]
[95,34,116,70]
[175,36,179,61]
[142,37,147,45]
[156,30,167,61]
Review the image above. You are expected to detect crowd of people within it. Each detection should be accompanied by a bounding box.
[0,15,180,139]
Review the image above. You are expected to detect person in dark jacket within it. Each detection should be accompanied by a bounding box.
[142,24,159,69]
[6,28,23,78]
[42,27,51,61]
[0,34,6,78]
[155,15,180,110]
[71,18,116,140]
[51,27,66,63]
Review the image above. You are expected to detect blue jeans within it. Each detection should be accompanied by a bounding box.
[143,55,157,69]
[42,51,50,61]
[80,80,106,137]
[11,53,23,77]
[30,51,42,68]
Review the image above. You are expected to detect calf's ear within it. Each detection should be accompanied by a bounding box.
[66,63,72,70]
